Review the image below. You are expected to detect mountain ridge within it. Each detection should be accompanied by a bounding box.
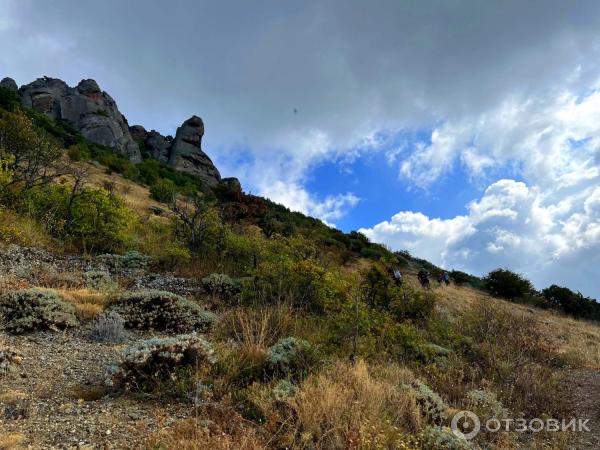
[1,75,223,187]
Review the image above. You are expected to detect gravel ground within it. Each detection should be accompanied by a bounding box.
[0,327,192,449]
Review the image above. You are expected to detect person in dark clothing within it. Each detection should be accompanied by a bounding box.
[418,268,430,289]
[443,272,450,286]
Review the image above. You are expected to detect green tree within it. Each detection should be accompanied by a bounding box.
[0,110,64,195]
[68,187,135,253]
[484,268,533,300]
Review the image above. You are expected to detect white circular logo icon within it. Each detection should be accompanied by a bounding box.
[451,411,481,440]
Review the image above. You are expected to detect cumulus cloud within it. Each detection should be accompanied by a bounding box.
[362,180,600,297]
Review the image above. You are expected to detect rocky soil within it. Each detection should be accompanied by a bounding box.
[0,326,193,449]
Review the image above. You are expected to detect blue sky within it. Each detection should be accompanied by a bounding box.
[304,134,486,232]
[1,0,600,298]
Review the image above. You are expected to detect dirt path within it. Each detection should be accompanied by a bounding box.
[0,328,191,449]
[569,369,600,449]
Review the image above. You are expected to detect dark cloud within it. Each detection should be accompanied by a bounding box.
[3,0,600,156]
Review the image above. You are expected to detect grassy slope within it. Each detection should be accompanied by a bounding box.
[84,166,600,371]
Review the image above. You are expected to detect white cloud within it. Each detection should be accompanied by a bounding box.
[361,180,600,297]
[257,180,359,227]
[3,1,600,296]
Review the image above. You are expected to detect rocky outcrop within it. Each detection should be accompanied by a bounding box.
[0,77,18,92]
[128,116,221,185]
[18,77,141,162]
[169,116,221,185]
[5,75,231,189]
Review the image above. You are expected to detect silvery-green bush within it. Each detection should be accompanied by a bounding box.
[201,273,241,301]
[407,380,448,425]
[0,288,78,333]
[267,337,318,380]
[109,334,215,392]
[466,388,508,419]
[97,250,149,270]
[84,270,114,290]
[107,290,216,333]
[419,426,474,450]
[272,379,297,400]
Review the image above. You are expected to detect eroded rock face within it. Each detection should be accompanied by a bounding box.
[18,77,141,162]
[169,116,221,185]
[0,77,18,92]
[7,75,229,188]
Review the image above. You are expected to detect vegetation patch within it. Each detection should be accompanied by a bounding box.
[0,288,79,333]
[109,334,215,393]
[107,289,216,333]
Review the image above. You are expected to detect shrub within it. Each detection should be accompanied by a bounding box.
[449,270,479,287]
[150,178,177,203]
[109,334,215,393]
[121,250,149,269]
[89,311,127,344]
[201,273,241,302]
[24,184,135,253]
[0,348,22,375]
[107,290,216,333]
[390,287,436,322]
[84,270,113,290]
[418,426,474,450]
[407,380,448,425]
[484,268,533,300]
[0,288,79,333]
[466,388,508,419]
[272,379,297,400]
[267,337,318,380]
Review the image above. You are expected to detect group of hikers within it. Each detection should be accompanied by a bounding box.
[387,265,451,290]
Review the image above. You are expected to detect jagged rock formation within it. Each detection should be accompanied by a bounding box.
[5,75,227,187]
[128,116,221,186]
[0,77,18,92]
[18,77,141,162]
[169,116,221,185]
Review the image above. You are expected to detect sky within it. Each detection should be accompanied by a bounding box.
[1,0,599,297]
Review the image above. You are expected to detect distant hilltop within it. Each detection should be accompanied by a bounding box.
[0,76,222,187]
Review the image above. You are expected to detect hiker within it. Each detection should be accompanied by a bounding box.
[443,272,450,286]
[392,267,403,287]
[418,268,430,289]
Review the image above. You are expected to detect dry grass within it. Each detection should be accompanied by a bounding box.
[147,410,267,450]
[0,433,24,450]
[284,360,418,449]
[217,304,298,349]
[58,288,111,320]
[0,209,52,250]
[430,274,600,369]
[80,161,170,219]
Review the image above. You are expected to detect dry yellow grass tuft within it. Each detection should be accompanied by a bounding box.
[289,360,419,449]
[0,433,25,450]
[58,288,111,320]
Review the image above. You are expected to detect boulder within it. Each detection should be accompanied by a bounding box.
[169,116,221,186]
[0,77,18,92]
[18,77,141,162]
